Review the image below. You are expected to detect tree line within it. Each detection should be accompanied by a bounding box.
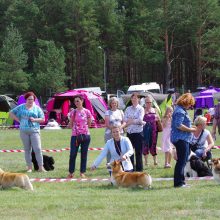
[1,0,220,99]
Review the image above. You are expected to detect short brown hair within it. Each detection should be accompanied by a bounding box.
[131,92,140,99]
[176,93,195,108]
[24,92,36,101]
[73,95,84,102]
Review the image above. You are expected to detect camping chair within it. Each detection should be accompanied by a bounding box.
[0,112,9,126]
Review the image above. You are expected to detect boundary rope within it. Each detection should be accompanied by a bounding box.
[1,146,219,153]
[29,176,214,183]
[0,147,103,153]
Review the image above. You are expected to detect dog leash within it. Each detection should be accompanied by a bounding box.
[114,140,122,157]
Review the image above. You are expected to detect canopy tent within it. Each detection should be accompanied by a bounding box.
[45,90,108,127]
[0,95,17,112]
[195,87,220,109]
[199,87,220,96]
[195,95,214,109]
[0,95,17,125]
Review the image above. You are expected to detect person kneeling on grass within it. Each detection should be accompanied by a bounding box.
[91,126,134,175]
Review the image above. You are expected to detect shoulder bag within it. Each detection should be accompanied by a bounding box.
[189,130,204,152]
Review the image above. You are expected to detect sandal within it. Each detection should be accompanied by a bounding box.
[38,168,47,172]
[80,173,87,178]
[67,173,74,178]
[164,164,172,168]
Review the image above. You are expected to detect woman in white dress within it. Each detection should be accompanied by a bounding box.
[161,106,173,168]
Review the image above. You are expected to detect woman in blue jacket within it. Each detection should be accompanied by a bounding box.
[171,93,196,188]
[91,126,134,173]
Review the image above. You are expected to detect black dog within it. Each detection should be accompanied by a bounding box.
[190,155,212,177]
[32,152,55,171]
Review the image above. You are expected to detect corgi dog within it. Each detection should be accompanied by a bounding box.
[0,168,33,190]
[211,158,220,184]
[110,160,152,189]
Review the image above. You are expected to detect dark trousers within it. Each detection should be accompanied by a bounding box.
[69,135,90,174]
[173,140,190,187]
[127,132,143,171]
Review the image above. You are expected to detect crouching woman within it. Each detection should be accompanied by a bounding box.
[91,126,134,174]
[191,116,214,160]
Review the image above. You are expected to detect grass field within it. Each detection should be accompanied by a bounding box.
[0,127,220,220]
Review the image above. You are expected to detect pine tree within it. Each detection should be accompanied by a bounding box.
[0,24,28,94]
[32,40,68,96]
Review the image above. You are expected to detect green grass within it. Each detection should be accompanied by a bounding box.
[0,127,220,220]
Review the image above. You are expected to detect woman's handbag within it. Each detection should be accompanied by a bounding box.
[156,119,163,132]
[72,110,87,146]
[189,130,204,152]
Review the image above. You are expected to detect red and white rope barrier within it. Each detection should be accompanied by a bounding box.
[1,146,220,153]
[30,178,110,183]
[29,176,214,183]
[0,147,104,153]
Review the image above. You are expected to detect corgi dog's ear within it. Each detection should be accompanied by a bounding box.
[213,158,220,170]
[212,158,219,165]
[111,160,116,166]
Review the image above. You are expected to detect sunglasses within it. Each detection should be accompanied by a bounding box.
[146,102,152,104]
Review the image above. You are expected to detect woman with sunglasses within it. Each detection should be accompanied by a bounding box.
[142,95,161,166]
[67,95,92,178]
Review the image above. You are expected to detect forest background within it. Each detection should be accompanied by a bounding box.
[1,0,220,101]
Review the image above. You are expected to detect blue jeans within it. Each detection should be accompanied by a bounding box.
[194,148,212,160]
[173,140,190,187]
[69,135,91,174]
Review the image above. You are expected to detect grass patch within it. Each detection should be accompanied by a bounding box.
[0,126,220,220]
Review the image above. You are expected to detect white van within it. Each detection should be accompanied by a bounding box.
[76,87,103,95]
[127,82,161,94]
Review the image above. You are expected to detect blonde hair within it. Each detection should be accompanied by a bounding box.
[163,106,173,118]
[145,95,153,102]
[111,125,121,132]
[176,93,195,108]
[162,106,173,127]
[108,97,119,109]
[194,116,207,126]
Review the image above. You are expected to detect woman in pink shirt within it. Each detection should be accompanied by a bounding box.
[67,95,92,178]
